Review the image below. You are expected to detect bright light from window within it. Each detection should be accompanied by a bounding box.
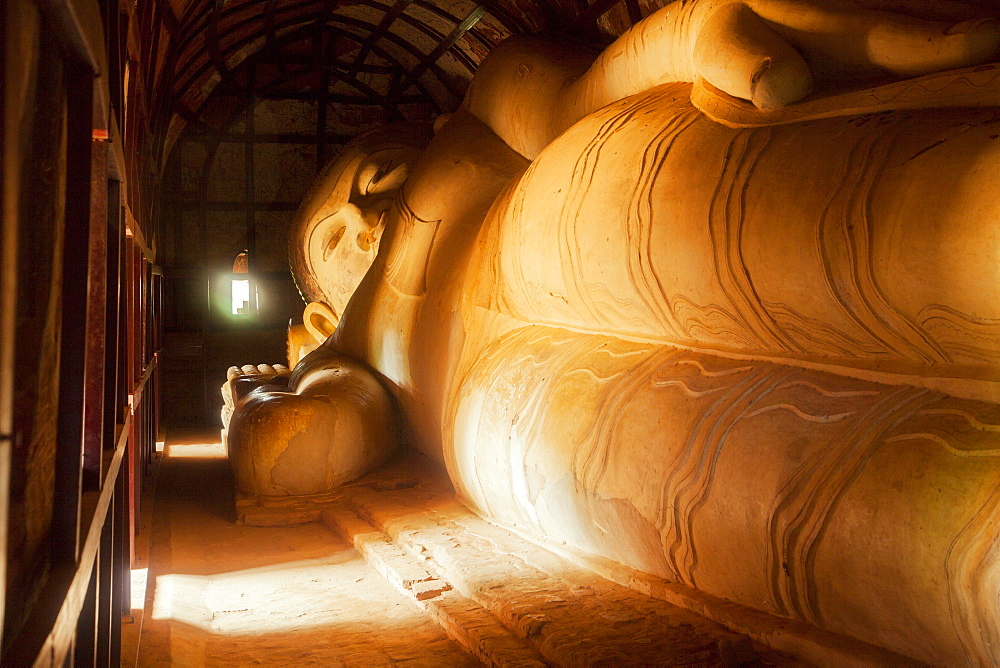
[232,279,250,315]
[167,442,227,459]
[131,567,148,611]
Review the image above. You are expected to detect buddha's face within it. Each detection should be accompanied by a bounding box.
[302,139,426,322]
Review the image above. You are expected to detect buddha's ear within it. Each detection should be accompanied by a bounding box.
[303,301,339,343]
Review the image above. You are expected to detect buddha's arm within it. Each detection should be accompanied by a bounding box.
[464,0,999,159]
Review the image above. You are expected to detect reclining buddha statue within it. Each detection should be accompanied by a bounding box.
[225,0,1000,663]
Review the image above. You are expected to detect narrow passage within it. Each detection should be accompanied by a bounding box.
[131,428,479,666]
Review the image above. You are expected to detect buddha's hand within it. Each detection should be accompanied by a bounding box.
[675,0,1000,109]
[227,353,398,497]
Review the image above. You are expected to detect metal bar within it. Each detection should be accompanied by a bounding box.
[197,134,217,427]
[624,0,643,24]
[20,357,154,667]
[126,242,138,566]
[100,189,123,668]
[387,4,486,99]
[206,0,230,77]
[73,556,98,665]
[28,369,145,665]
[104,185,123,476]
[53,60,96,566]
[347,0,412,78]
[327,15,461,104]
[316,27,330,169]
[111,449,127,661]
[95,497,114,665]
[153,276,162,445]
[117,233,130,574]
[245,63,257,277]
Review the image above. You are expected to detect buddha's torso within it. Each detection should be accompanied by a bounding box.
[464,85,1000,400]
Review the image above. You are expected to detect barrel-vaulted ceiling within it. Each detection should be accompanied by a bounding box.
[125,0,999,240]
[153,0,660,157]
[122,0,665,230]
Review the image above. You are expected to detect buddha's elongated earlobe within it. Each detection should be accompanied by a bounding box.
[303,300,339,344]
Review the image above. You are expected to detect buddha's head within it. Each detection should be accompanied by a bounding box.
[289,123,434,331]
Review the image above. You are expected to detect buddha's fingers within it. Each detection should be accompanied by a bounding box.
[747,1,1000,78]
[863,16,1000,77]
[860,0,990,23]
[694,3,813,110]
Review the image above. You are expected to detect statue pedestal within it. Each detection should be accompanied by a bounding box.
[234,489,343,526]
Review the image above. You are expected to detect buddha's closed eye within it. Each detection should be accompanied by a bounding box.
[371,160,392,185]
[357,160,392,196]
[359,158,412,196]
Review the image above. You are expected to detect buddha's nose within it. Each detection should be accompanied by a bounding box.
[354,200,392,251]
[358,197,391,230]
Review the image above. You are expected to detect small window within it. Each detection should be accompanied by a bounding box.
[230,250,256,316]
[232,250,249,274]
[231,278,251,315]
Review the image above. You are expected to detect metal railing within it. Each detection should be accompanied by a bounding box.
[18,358,158,667]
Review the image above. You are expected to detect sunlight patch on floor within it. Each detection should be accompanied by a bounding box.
[149,554,429,636]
